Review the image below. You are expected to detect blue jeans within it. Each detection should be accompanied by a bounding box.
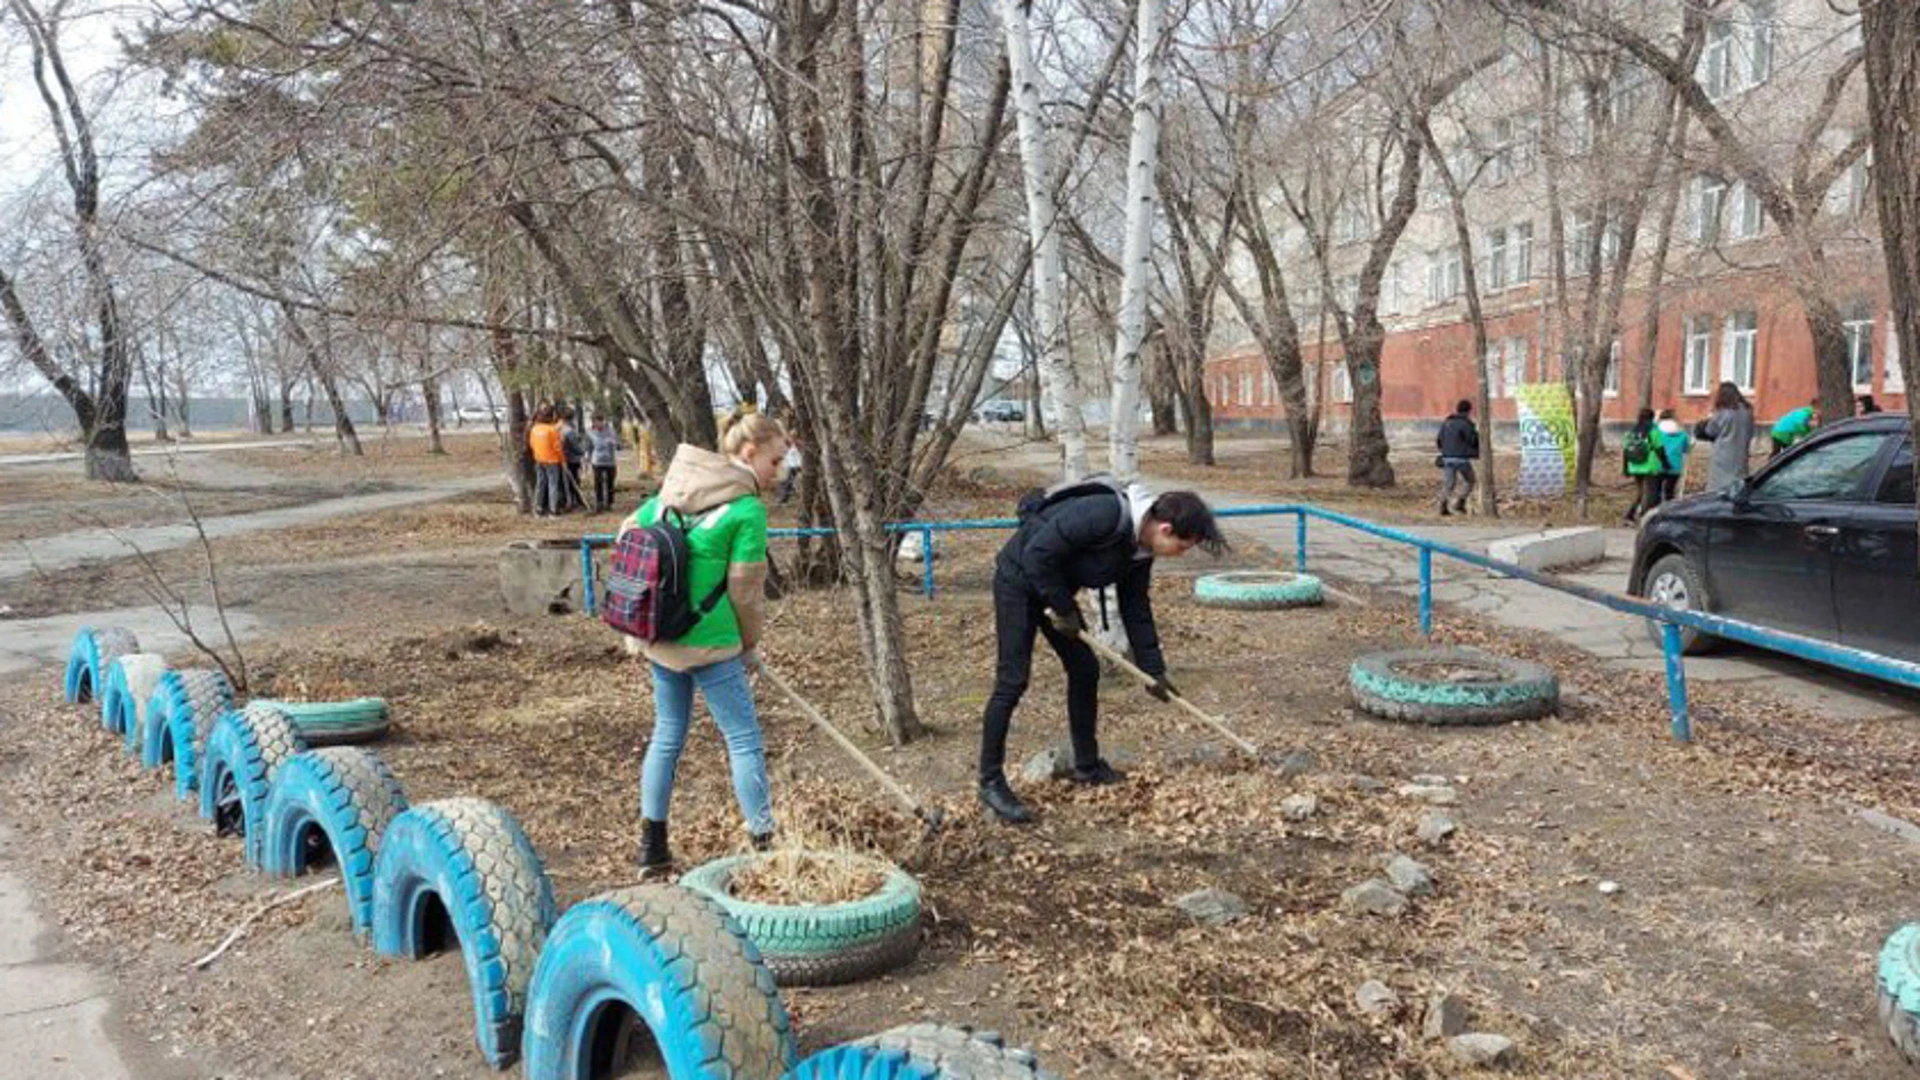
[642,657,774,835]
[534,463,565,514]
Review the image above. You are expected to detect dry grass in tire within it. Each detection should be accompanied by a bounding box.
[728,846,888,906]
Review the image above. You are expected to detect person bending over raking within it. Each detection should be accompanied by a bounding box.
[977,477,1227,824]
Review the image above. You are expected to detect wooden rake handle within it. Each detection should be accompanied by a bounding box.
[1075,629,1262,758]
[750,656,943,829]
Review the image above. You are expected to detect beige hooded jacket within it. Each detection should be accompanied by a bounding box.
[620,445,769,672]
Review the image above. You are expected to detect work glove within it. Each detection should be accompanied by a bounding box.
[1145,675,1176,704]
[1049,607,1087,637]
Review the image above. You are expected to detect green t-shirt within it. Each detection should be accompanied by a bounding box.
[630,493,767,648]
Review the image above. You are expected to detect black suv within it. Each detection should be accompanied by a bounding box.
[1628,414,1918,663]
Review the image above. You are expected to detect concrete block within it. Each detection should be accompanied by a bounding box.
[499,539,602,617]
[1486,527,1606,576]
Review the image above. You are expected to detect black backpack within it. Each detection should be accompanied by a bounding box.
[1015,473,1135,546]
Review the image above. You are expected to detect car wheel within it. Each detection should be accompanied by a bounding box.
[1643,553,1716,655]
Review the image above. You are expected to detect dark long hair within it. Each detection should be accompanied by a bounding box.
[1711,382,1748,412]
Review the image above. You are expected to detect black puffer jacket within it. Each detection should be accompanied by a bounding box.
[996,491,1165,678]
[1436,413,1480,460]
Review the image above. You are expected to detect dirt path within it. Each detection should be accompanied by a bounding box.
[1,475,500,585]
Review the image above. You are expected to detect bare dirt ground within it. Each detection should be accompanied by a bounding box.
[0,438,1916,1079]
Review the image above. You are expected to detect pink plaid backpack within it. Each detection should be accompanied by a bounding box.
[602,508,727,643]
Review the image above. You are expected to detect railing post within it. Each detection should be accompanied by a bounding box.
[1661,621,1692,742]
[922,526,936,600]
[1418,546,1433,638]
[1295,512,1309,572]
[581,539,597,617]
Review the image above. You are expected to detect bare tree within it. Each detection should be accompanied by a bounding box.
[1861,0,1920,558]
[2,0,138,480]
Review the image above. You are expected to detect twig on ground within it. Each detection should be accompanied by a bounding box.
[188,877,340,970]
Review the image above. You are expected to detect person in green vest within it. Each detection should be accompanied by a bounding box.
[1623,408,1667,525]
[1655,408,1691,503]
[1769,400,1820,458]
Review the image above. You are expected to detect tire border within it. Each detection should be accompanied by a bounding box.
[371,797,559,1069]
[520,884,796,1080]
[1878,923,1920,1065]
[1192,570,1327,610]
[253,697,393,746]
[1349,647,1559,725]
[261,746,408,934]
[198,704,307,865]
[784,1023,1060,1080]
[142,670,235,795]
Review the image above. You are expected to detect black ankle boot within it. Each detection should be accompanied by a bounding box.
[978,775,1034,824]
[1069,758,1126,786]
[750,831,774,852]
[639,818,672,873]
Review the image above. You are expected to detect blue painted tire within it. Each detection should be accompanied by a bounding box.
[678,853,922,987]
[63,626,138,705]
[261,747,408,935]
[1879,923,1920,1064]
[140,670,234,790]
[371,798,558,1069]
[1349,647,1559,725]
[784,1025,1059,1080]
[1193,571,1326,610]
[521,885,795,1080]
[101,654,167,737]
[199,704,306,864]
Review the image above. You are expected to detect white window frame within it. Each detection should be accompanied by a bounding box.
[1704,18,1735,99]
[1511,221,1534,285]
[1263,371,1277,407]
[1485,227,1510,291]
[1240,372,1255,407]
[1567,209,1593,276]
[1488,118,1514,185]
[1886,321,1906,393]
[1336,274,1360,313]
[1691,176,1727,246]
[1684,314,1715,395]
[1501,337,1528,399]
[1605,339,1622,397]
[1331,363,1353,404]
[1723,311,1758,393]
[1746,0,1775,88]
[1846,310,1876,392]
[1729,182,1764,240]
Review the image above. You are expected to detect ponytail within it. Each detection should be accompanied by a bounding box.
[719,403,786,456]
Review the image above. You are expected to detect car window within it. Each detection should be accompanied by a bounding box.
[1751,433,1890,502]
[1881,441,1916,506]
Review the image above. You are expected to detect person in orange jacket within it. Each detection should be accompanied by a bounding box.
[528,405,566,516]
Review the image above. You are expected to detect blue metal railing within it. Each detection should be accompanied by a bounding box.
[579,504,1920,742]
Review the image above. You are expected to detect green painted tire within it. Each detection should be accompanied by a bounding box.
[252,697,391,745]
[678,852,922,988]
[1193,571,1325,610]
[1349,647,1558,725]
[1879,924,1920,1065]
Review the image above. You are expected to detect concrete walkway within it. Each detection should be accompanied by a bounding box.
[0,437,319,468]
[992,441,1920,722]
[0,823,139,1079]
[1,475,500,586]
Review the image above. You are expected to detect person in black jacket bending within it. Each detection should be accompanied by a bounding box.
[978,485,1227,824]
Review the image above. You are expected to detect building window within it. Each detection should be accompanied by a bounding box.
[1263,371,1277,406]
[1690,176,1727,246]
[1487,118,1515,185]
[1607,66,1648,126]
[1723,311,1758,393]
[1336,274,1360,313]
[1511,222,1534,285]
[1427,247,1462,304]
[1334,201,1371,244]
[1331,364,1352,404]
[1830,152,1872,220]
[1240,372,1255,407]
[1605,339,1622,397]
[1729,182,1764,240]
[1562,87,1593,156]
[1485,228,1510,290]
[1504,337,1528,397]
[1846,305,1875,391]
[1684,315,1716,395]
[1705,2,1774,99]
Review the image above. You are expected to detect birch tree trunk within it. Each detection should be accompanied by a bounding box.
[1106,0,1165,482]
[999,0,1089,480]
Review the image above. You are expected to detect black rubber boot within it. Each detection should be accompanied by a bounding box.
[1069,759,1126,786]
[750,831,774,853]
[639,818,672,874]
[978,776,1034,824]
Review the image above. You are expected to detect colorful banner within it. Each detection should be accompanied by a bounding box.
[1513,383,1576,499]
